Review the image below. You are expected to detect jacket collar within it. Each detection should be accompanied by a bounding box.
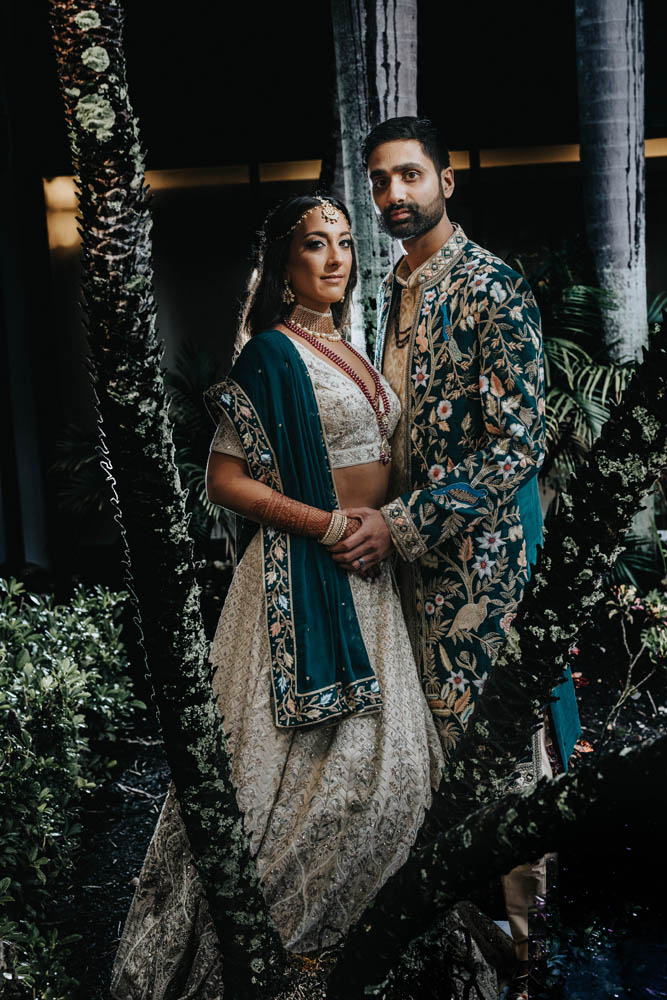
[394,222,467,289]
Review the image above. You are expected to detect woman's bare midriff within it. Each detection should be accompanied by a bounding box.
[273,325,393,512]
[333,459,390,511]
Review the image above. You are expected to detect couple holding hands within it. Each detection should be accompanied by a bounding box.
[111,115,579,998]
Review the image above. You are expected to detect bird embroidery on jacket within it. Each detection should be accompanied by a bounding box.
[377,225,547,756]
[447,594,491,637]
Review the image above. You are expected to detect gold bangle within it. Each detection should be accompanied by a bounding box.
[319,510,348,546]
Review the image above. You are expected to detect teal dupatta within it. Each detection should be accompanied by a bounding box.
[205,330,381,729]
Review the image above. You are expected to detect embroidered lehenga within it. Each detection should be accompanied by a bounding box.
[110,331,444,998]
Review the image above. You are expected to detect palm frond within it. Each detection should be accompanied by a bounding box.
[52,425,113,516]
[558,284,611,342]
[648,291,667,325]
[605,532,663,588]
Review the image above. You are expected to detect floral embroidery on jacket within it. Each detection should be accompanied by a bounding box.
[378,231,546,755]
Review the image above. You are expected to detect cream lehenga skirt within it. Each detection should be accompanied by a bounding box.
[110,534,444,999]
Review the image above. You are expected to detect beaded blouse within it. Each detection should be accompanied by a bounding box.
[210,338,401,469]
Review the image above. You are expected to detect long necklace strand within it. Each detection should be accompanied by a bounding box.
[284,316,392,464]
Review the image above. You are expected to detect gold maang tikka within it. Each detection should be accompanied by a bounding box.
[276,197,341,238]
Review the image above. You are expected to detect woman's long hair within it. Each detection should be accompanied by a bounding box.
[238,195,357,343]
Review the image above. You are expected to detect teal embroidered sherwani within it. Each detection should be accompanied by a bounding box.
[377,225,579,763]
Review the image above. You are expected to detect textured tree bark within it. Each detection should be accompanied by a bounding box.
[47,2,284,995]
[327,735,666,996]
[575,0,647,363]
[330,0,417,348]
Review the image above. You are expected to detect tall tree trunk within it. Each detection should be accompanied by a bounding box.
[47,3,284,995]
[575,0,647,363]
[330,0,417,348]
[575,0,655,552]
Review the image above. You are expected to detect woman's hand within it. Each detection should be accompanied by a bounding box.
[329,507,393,574]
[207,452,336,541]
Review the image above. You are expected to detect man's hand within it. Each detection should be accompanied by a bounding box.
[330,507,394,575]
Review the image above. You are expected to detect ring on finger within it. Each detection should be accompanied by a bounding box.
[358,557,365,568]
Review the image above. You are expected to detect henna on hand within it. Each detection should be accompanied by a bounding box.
[248,490,333,540]
[342,516,362,541]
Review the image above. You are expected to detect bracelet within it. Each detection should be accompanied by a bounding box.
[319,510,348,546]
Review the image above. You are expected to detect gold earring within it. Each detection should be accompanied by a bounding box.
[283,279,295,305]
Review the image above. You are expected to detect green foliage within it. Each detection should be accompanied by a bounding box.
[51,422,113,519]
[544,901,660,1000]
[510,247,633,490]
[0,579,145,996]
[605,583,667,671]
[595,583,667,744]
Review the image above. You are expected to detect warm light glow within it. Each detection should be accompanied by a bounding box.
[45,211,79,249]
[479,144,581,168]
[145,165,249,189]
[259,160,322,182]
[646,137,667,158]
[42,141,667,250]
[450,150,470,170]
[43,175,78,211]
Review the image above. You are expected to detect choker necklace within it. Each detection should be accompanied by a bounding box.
[283,315,392,464]
[287,304,341,341]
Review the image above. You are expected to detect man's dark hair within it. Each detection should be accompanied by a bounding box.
[362,116,450,174]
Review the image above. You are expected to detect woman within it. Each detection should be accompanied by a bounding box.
[111,195,443,997]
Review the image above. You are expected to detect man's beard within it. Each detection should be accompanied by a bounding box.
[380,186,446,240]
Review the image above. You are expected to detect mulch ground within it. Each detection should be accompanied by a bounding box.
[62,711,168,999]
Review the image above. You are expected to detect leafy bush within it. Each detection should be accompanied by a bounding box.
[0,579,145,997]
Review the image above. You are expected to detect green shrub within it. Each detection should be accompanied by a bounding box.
[0,579,145,997]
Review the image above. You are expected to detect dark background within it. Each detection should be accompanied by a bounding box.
[2,0,666,582]
[18,1,667,173]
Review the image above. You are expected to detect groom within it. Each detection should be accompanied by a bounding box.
[332,116,580,974]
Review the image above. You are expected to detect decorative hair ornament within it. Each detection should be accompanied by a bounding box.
[275,197,342,239]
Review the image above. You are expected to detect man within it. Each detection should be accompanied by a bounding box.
[332,116,580,990]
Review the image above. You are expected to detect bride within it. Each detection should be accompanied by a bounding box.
[111,194,443,997]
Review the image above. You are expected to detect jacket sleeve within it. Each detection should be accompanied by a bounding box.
[381,270,546,563]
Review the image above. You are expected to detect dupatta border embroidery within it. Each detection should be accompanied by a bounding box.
[206,376,382,729]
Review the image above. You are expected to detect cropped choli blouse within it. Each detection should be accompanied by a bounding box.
[210,337,401,469]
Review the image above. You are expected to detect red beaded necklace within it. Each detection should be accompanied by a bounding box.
[284,316,392,465]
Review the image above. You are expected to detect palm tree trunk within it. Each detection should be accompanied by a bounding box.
[575,0,647,363]
[47,2,284,994]
[330,0,417,348]
[575,0,655,557]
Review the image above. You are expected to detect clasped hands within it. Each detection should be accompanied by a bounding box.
[329,507,393,581]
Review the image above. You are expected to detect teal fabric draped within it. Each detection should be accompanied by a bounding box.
[520,475,581,771]
[516,477,543,569]
[205,330,381,729]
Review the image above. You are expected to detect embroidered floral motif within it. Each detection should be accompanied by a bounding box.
[206,378,382,728]
[377,229,546,757]
[382,497,427,562]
